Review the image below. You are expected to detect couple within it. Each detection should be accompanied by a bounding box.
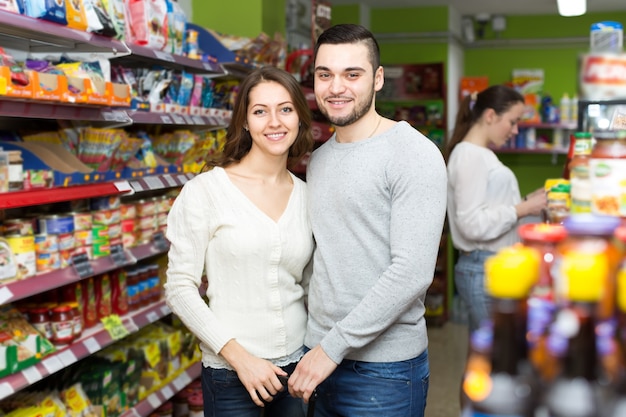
[164,23,448,417]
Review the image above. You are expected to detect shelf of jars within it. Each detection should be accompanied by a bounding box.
[0,236,169,307]
[120,362,202,417]
[0,299,172,401]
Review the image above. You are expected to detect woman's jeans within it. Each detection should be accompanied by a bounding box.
[454,250,495,332]
[313,349,430,417]
[201,361,304,417]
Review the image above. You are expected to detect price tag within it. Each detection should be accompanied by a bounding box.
[162,385,174,399]
[146,311,159,323]
[192,115,205,125]
[125,318,139,334]
[160,304,171,316]
[72,252,94,278]
[154,51,175,62]
[144,176,165,190]
[152,231,169,252]
[162,174,178,188]
[58,349,78,367]
[0,382,14,399]
[171,113,185,124]
[182,114,194,125]
[110,243,127,266]
[129,180,145,192]
[22,365,42,384]
[160,115,173,124]
[0,286,14,305]
[83,337,101,354]
[101,315,131,340]
[147,394,161,408]
[41,355,63,375]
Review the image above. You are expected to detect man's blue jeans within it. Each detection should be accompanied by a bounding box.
[201,361,304,417]
[312,349,430,417]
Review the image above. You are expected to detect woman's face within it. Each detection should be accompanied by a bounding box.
[487,102,525,148]
[246,80,300,160]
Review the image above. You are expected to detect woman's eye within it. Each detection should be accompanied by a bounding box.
[281,106,294,113]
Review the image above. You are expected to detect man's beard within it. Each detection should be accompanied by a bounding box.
[319,88,376,127]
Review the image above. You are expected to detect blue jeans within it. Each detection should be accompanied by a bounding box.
[312,349,430,417]
[454,250,495,332]
[201,362,304,417]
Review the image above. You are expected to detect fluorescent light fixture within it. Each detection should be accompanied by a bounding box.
[557,0,586,17]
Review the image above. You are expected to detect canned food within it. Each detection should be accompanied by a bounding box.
[122,231,137,248]
[136,199,157,217]
[34,234,59,253]
[157,212,168,227]
[74,229,93,246]
[90,195,121,210]
[71,212,93,232]
[120,203,137,220]
[73,245,93,261]
[6,234,35,278]
[92,209,119,226]
[2,218,35,236]
[121,219,136,233]
[138,215,156,231]
[36,251,61,274]
[38,215,74,235]
[108,222,122,239]
[92,224,109,241]
[93,241,110,258]
[59,249,73,268]
[57,233,75,251]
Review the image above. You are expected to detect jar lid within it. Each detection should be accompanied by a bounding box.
[518,223,567,243]
[188,393,203,407]
[51,304,72,313]
[563,214,621,236]
[574,132,592,139]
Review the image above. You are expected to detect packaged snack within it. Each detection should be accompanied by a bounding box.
[126,0,168,50]
[64,0,87,30]
[23,0,68,25]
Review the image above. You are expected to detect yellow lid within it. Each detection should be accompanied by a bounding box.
[485,244,540,299]
[560,252,607,302]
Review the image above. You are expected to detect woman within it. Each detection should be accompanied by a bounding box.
[445,84,546,333]
[164,66,315,417]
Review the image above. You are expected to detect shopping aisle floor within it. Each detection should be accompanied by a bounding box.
[425,321,468,417]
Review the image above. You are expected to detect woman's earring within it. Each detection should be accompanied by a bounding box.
[244,126,248,131]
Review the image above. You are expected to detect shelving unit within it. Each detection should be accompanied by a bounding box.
[0,9,245,414]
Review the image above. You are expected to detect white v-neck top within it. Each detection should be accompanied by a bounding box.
[164,167,314,369]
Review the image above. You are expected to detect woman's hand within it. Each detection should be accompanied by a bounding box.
[517,187,547,218]
[219,339,288,407]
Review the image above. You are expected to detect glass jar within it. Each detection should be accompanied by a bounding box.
[188,393,203,417]
[50,304,75,345]
[28,306,52,340]
[589,130,626,216]
[569,132,593,214]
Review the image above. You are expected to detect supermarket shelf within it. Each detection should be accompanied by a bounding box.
[0,10,129,56]
[0,98,132,124]
[121,362,201,417]
[495,147,568,155]
[0,240,169,307]
[115,44,223,74]
[0,300,172,401]
[0,181,133,209]
[311,120,334,143]
[519,122,577,130]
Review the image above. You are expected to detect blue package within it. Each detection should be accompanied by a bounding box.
[23,0,68,25]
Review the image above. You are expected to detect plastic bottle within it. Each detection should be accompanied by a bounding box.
[462,244,541,417]
[569,132,593,214]
[571,95,579,127]
[543,242,609,417]
[560,93,571,125]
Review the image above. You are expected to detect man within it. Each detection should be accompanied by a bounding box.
[288,23,448,416]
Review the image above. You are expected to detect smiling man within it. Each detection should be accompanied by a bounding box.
[288,23,448,417]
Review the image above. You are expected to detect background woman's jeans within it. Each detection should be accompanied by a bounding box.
[201,362,304,417]
[454,250,495,332]
[313,349,430,417]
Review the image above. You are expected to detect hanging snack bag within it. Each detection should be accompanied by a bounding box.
[64,0,87,30]
[165,0,186,55]
[82,0,104,32]
[103,0,126,40]
[85,0,116,37]
[23,0,68,25]
[126,0,168,51]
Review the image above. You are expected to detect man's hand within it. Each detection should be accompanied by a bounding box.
[288,345,338,403]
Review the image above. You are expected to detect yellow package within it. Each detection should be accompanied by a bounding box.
[64,0,88,31]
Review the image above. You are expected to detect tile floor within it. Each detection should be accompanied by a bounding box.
[425,321,468,417]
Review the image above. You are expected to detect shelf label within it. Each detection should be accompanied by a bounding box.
[22,365,42,384]
[144,176,165,190]
[58,349,78,367]
[0,382,14,399]
[154,51,175,62]
[160,304,171,316]
[41,355,63,375]
[152,231,169,252]
[83,337,101,354]
[161,385,174,399]
[182,115,194,125]
[0,286,13,305]
[110,243,127,266]
[192,115,205,125]
[72,252,94,278]
[102,110,130,122]
[162,174,178,188]
[129,180,146,193]
[171,113,185,124]
[102,314,130,341]
[160,115,173,124]
[147,394,161,408]
[146,311,159,323]
[114,181,133,193]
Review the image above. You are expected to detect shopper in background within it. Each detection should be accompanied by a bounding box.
[446,84,546,335]
[288,23,447,417]
[164,66,314,417]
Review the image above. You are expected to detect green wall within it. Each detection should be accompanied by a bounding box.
[191,0,285,38]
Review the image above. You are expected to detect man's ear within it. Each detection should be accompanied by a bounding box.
[374,66,384,92]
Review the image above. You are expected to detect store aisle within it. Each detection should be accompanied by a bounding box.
[425,321,468,417]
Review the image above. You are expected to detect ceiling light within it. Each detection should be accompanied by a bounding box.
[557,0,586,17]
